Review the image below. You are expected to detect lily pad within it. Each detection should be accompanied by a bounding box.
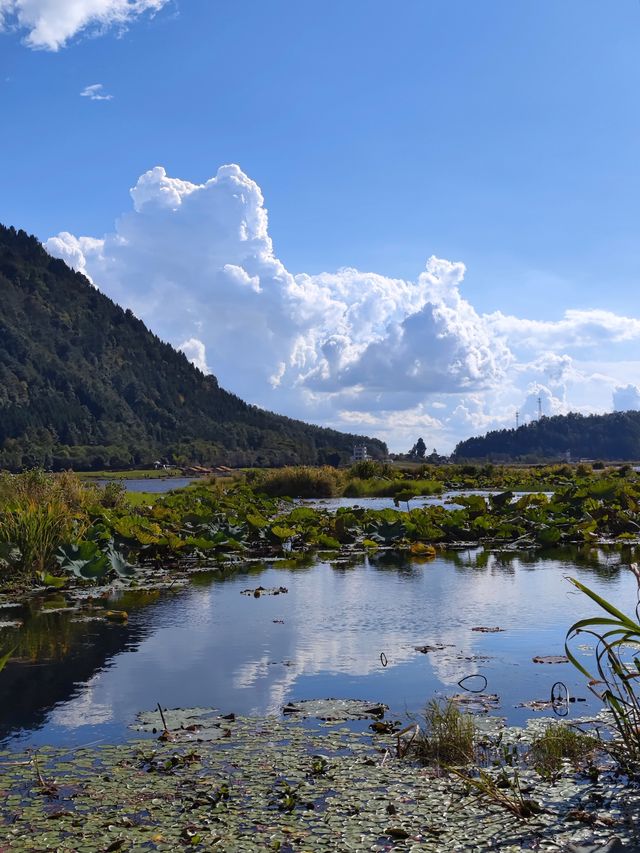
[241,586,288,597]
[516,699,555,711]
[414,643,453,654]
[131,706,233,741]
[282,698,388,721]
[532,655,570,664]
[450,692,500,713]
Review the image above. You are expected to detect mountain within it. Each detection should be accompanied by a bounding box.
[0,224,386,471]
[453,411,640,462]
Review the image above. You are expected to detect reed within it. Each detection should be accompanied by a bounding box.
[0,470,94,577]
[256,466,345,498]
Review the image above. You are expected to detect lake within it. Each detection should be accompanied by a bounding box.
[1,545,636,751]
[95,476,197,493]
[301,489,553,512]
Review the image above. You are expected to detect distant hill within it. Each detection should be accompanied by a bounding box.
[0,224,386,470]
[453,411,640,462]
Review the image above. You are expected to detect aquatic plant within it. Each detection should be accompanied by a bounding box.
[529,724,597,780]
[566,566,640,769]
[449,766,543,819]
[411,699,476,767]
[0,499,80,576]
[255,466,345,498]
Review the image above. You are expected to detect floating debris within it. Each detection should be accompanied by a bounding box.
[471,626,505,633]
[458,673,488,693]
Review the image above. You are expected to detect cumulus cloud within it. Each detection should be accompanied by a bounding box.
[519,383,567,422]
[0,0,167,50]
[178,338,210,375]
[488,309,640,350]
[80,83,113,101]
[46,165,509,433]
[45,163,640,451]
[613,384,640,412]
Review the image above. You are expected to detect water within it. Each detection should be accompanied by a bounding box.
[302,490,553,512]
[1,547,636,750]
[95,476,197,493]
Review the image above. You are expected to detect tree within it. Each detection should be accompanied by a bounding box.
[410,437,426,459]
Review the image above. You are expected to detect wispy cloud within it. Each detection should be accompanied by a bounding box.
[80,83,113,102]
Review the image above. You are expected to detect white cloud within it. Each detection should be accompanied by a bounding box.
[178,338,209,375]
[519,383,567,422]
[488,309,640,350]
[45,163,640,452]
[613,384,640,412]
[0,0,167,50]
[44,231,103,283]
[80,83,113,101]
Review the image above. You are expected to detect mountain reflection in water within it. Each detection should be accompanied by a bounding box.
[1,546,638,749]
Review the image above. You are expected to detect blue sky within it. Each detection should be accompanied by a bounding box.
[2,1,640,451]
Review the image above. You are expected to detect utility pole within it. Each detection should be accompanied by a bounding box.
[537,396,542,420]
[515,410,519,429]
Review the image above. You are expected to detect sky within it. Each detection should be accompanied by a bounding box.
[2,1,640,453]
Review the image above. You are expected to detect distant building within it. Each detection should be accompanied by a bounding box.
[352,444,369,463]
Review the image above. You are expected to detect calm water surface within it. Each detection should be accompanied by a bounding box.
[95,477,197,493]
[1,548,637,750]
[302,490,553,512]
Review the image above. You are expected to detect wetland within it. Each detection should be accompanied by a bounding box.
[3,464,640,849]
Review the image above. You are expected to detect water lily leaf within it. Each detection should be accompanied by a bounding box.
[131,706,232,741]
[532,655,569,664]
[282,698,388,721]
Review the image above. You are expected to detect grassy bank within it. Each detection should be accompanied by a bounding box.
[80,468,183,480]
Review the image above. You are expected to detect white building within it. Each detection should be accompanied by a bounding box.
[352,444,369,462]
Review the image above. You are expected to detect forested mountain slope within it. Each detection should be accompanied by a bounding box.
[0,224,386,470]
[453,411,640,461]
